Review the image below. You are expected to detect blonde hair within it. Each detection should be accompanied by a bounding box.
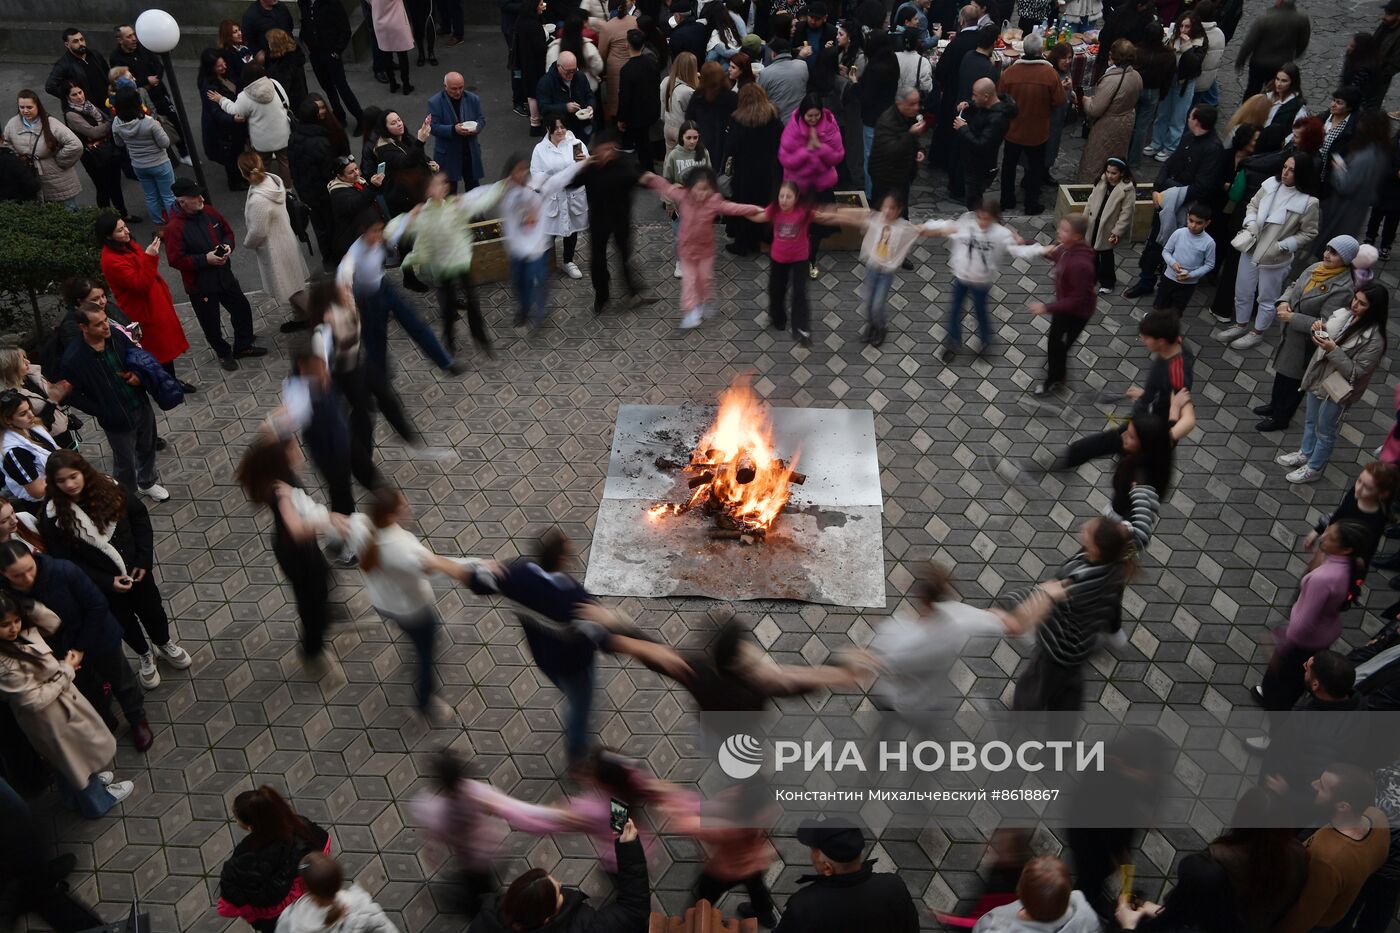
[0,349,25,389]
[665,52,698,110]
[1226,93,1273,137]
[107,66,132,89]
[266,28,296,58]
[238,151,267,184]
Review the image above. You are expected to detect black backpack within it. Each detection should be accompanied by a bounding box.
[284,190,313,253]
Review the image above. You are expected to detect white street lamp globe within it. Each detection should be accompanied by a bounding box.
[134,10,181,54]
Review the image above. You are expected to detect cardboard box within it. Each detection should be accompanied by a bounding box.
[1054,182,1157,242]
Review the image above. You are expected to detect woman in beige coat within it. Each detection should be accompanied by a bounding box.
[0,594,133,817]
[238,152,309,314]
[1081,157,1136,290]
[3,90,83,208]
[1077,42,1142,182]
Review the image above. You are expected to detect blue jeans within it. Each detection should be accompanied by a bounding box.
[1151,82,1194,153]
[861,265,895,326]
[133,160,177,224]
[1300,393,1347,471]
[57,772,117,819]
[510,254,550,326]
[862,124,875,197]
[1192,80,1220,106]
[947,277,992,347]
[383,606,440,712]
[1129,88,1159,166]
[546,665,595,764]
[360,281,454,372]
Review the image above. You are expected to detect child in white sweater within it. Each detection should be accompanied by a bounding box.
[922,198,1029,362]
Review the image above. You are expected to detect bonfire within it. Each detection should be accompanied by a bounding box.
[648,378,804,540]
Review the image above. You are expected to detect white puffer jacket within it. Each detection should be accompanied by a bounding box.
[1196,21,1226,92]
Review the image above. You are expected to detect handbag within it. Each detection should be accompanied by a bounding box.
[1321,371,1353,404]
[1231,227,1256,252]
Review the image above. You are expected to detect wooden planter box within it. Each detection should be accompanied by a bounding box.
[1054,182,1157,243]
[467,217,554,285]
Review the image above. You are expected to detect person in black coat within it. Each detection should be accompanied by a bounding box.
[536,60,597,141]
[514,0,550,133]
[326,157,385,264]
[39,449,190,692]
[949,24,999,197]
[469,824,650,933]
[0,543,151,750]
[372,109,436,216]
[297,0,363,131]
[264,30,311,114]
[774,821,920,933]
[868,91,925,217]
[684,66,738,169]
[242,0,297,55]
[43,30,110,105]
[0,143,39,203]
[217,785,330,933]
[110,25,191,160]
[570,132,652,314]
[1366,127,1400,257]
[616,32,663,170]
[932,10,981,169]
[668,1,711,63]
[724,84,783,256]
[1095,0,1157,81]
[289,96,348,268]
[956,80,1017,208]
[199,49,252,190]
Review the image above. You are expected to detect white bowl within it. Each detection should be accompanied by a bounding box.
[463,120,478,132]
[576,107,594,121]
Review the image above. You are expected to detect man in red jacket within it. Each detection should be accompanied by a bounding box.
[1026,214,1097,396]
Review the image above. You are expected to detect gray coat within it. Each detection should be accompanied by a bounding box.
[1301,306,1387,407]
[1272,264,1355,379]
[111,115,171,170]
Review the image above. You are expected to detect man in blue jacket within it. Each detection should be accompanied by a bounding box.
[426,71,485,193]
[0,542,152,751]
[60,304,168,501]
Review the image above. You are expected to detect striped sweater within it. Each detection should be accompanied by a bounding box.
[1005,485,1160,667]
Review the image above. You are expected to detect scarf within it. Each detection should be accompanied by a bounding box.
[72,100,104,125]
[1304,263,1347,294]
[44,498,126,577]
[1320,113,1350,166]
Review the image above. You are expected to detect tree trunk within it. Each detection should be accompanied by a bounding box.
[26,287,42,338]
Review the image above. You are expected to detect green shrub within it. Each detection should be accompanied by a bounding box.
[0,201,105,337]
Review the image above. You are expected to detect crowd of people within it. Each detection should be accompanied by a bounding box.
[5,0,1400,930]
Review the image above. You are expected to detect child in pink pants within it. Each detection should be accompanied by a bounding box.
[642,167,764,329]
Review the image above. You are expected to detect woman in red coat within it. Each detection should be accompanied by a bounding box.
[96,214,193,391]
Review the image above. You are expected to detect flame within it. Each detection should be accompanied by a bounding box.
[658,377,797,533]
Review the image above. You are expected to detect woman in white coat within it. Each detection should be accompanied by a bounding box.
[0,594,133,818]
[1212,152,1320,350]
[369,0,415,95]
[530,115,590,280]
[238,152,309,321]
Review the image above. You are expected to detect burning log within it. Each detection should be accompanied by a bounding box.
[707,529,764,542]
[688,472,715,489]
[735,466,757,485]
[774,459,807,485]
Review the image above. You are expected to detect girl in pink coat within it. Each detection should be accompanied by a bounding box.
[777,94,845,278]
[642,167,765,329]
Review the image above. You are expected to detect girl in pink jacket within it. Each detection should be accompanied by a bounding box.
[642,167,765,329]
[777,95,845,278]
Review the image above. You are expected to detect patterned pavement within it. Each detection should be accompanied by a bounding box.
[14,3,1400,930]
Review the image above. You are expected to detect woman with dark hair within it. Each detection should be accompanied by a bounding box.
[1213,152,1320,349]
[234,432,340,665]
[636,14,669,70]
[809,46,864,190]
[777,92,844,278]
[288,95,349,269]
[1116,852,1243,932]
[358,104,385,167]
[1110,412,1178,521]
[1205,788,1308,933]
[469,818,648,933]
[1145,11,1205,160]
[2,90,82,208]
[197,47,249,191]
[513,0,550,135]
[1342,33,1383,111]
[41,449,190,690]
[684,61,737,163]
[1208,122,1263,317]
[701,0,743,60]
[373,108,436,215]
[1265,63,1307,129]
[836,19,865,76]
[0,592,132,817]
[727,50,756,87]
[856,31,899,193]
[1278,282,1390,482]
[531,114,591,280]
[1253,236,1357,433]
[216,785,331,933]
[111,86,175,224]
[97,215,191,387]
[1316,110,1390,257]
[218,20,255,87]
[0,392,58,510]
[723,82,782,256]
[60,82,130,221]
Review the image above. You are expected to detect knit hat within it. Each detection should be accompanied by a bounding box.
[741,33,763,56]
[1354,243,1379,269]
[1328,235,1361,264]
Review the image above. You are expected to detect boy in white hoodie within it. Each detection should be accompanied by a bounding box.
[922,199,1025,362]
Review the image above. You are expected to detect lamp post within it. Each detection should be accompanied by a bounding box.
[134,9,208,193]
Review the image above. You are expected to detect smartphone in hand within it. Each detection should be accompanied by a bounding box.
[608,797,630,834]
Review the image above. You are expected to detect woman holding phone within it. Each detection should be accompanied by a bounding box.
[39,450,190,689]
[97,215,192,391]
[530,114,591,280]
[1277,282,1391,483]
[372,109,437,216]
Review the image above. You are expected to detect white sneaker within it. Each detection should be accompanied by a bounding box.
[1211,324,1247,343]
[157,641,192,669]
[1097,286,1111,294]
[139,484,170,502]
[673,262,682,279]
[178,154,193,167]
[1154,148,1171,162]
[107,780,135,803]
[561,261,583,279]
[1276,451,1308,468]
[97,771,114,785]
[1229,330,1263,350]
[1142,143,1160,156]
[1286,465,1323,484]
[679,308,703,329]
[1244,735,1270,752]
[137,652,161,689]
